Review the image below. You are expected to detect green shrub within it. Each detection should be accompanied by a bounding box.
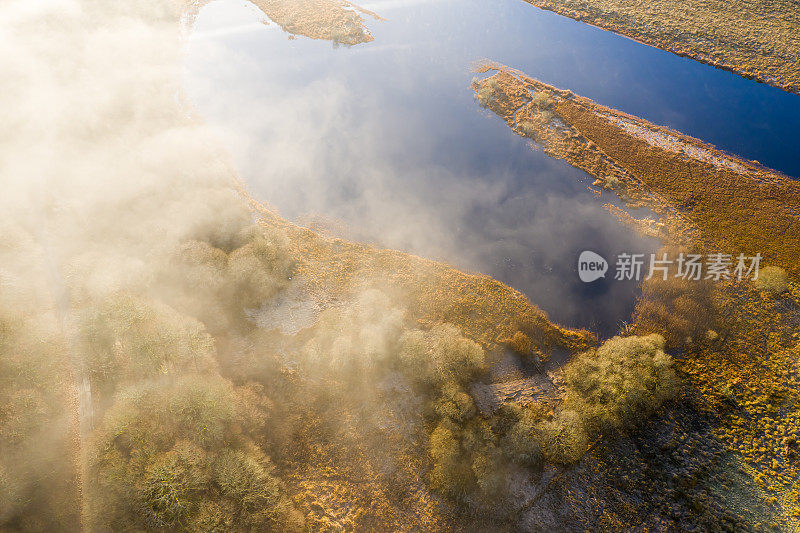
[540,109,556,124]
[428,423,473,499]
[476,78,501,108]
[563,334,678,435]
[0,307,82,530]
[140,443,204,529]
[428,324,486,386]
[160,225,295,333]
[90,376,301,532]
[756,266,789,295]
[500,407,544,468]
[291,292,491,507]
[427,413,517,506]
[79,293,218,391]
[434,381,477,423]
[225,230,294,312]
[537,409,588,464]
[0,389,48,447]
[397,329,433,382]
[213,447,280,512]
[517,120,540,141]
[0,462,14,520]
[99,376,237,455]
[397,324,486,389]
[185,191,253,253]
[300,291,486,387]
[471,446,507,501]
[1,310,68,391]
[300,289,406,375]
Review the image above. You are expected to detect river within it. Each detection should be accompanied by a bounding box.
[183,0,800,336]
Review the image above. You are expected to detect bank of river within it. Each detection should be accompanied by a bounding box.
[184,0,799,335]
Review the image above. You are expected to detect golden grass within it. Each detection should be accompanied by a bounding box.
[475,63,800,523]
[474,63,800,277]
[521,0,800,95]
[678,281,800,524]
[237,186,596,359]
[181,0,381,45]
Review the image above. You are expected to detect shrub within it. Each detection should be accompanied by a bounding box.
[756,266,789,295]
[300,289,406,375]
[563,334,678,435]
[293,293,491,507]
[471,446,507,501]
[605,176,623,190]
[633,247,720,349]
[90,376,302,532]
[212,446,283,520]
[79,293,218,391]
[99,376,237,454]
[0,462,15,521]
[396,323,486,389]
[532,92,555,109]
[540,109,555,124]
[434,381,477,423]
[0,308,82,529]
[500,406,544,468]
[428,324,486,386]
[517,121,540,141]
[428,413,515,506]
[476,78,501,108]
[397,329,433,382]
[298,291,486,388]
[428,423,475,500]
[537,410,588,464]
[139,443,205,529]
[185,190,253,253]
[225,230,294,312]
[160,225,295,333]
[0,313,59,390]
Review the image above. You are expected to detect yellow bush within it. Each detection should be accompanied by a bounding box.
[564,334,678,435]
[428,423,475,500]
[89,376,301,532]
[756,266,789,295]
[537,410,588,465]
[434,381,477,423]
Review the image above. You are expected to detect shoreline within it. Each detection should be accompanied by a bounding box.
[521,0,800,96]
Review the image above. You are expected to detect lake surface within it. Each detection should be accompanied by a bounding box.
[184,0,800,336]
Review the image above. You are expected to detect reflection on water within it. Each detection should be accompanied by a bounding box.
[183,0,798,335]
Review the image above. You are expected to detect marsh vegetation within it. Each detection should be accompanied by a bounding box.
[3,0,799,531]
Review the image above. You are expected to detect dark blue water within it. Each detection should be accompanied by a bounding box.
[184,0,799,336]
[372,0,800,177]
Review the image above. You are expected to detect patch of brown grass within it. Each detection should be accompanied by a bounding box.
[521,0,800,95]
[241,190,596,359]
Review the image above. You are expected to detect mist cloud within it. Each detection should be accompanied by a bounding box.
[183,2,657,334]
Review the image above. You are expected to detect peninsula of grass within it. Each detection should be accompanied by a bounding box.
[473,63,800,277]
